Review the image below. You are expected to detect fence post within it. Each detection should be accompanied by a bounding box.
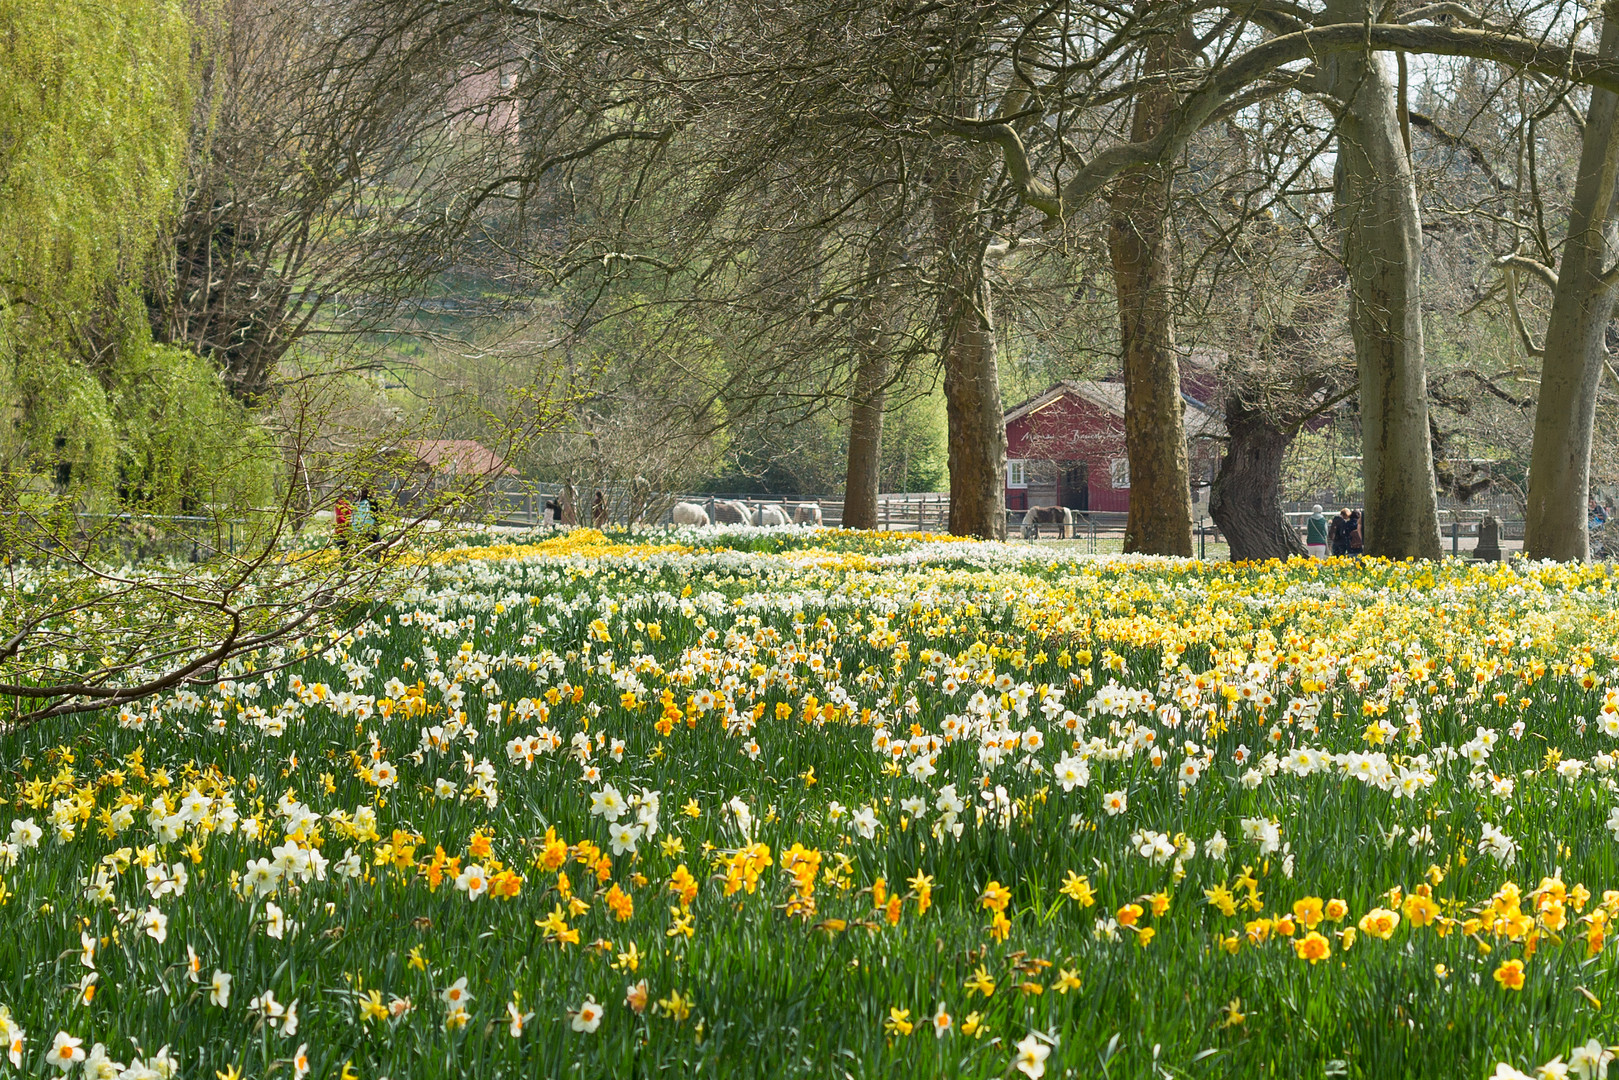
[1451,517,1459,557]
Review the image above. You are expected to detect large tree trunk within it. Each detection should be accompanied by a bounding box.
[934,163,1006,540]
[1525,14,1619,561]
[843,230,898,530]
[1322,0,1442,560]
[1209,394,1308,561]
[843,337,888,531]
[1108,23,1194,557]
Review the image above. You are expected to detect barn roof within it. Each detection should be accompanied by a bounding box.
[402,439,515,476]
[1004,381,1226,439]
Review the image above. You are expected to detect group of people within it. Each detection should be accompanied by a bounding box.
[1305,505,1363,559]
[332,489,380,552]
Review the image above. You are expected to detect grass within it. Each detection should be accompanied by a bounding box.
[3,533,1619,1079]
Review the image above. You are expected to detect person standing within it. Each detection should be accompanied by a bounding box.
[1329,507,1354,557]
[1348,509,1365,557]
[333,493,353,552]
[353,488,379,548]
[1306,505,1329,559]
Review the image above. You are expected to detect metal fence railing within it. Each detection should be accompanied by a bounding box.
[11,499,1556,567]
[2,509,277,565]
[334,479,1555,563]
[1282,508,1527,559]
[1014,507,1535,561]
[483,486,954,532]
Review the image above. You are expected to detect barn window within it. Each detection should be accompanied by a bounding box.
[1007,460,1028,488]
[1109,457,1130,489]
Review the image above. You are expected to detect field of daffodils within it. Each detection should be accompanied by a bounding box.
[6,526,1619,1080]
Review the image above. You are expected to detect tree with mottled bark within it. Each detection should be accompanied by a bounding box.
[950,0,1619,558]
[1206,242,1355,561]
[1522,7,1619,560]
[935,152,1009,540]
[1320,0,1443,559]
[1109,18,1197,556]
[844,262,895,531]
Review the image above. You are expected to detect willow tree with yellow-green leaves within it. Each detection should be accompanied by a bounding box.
[0,0,404,732]
[0,0,276,517]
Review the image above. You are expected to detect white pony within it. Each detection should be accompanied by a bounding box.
[671,502,710,526]
[713,499,754,525]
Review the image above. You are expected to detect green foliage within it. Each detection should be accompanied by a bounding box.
[1282,426,1364,503]
[0,0,192,332]
[3,300,276,514]
[882,388,947,493]
[109,337,279,513]
[707,387,947,496]
[0,0,276,514]
[407,296,734,496]
[2,348,118,490]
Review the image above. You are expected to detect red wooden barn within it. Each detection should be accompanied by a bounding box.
[1003,380,1225,513]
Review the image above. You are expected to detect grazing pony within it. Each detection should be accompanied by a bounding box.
[1021,505,1073,539]
[671,502,710,526]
